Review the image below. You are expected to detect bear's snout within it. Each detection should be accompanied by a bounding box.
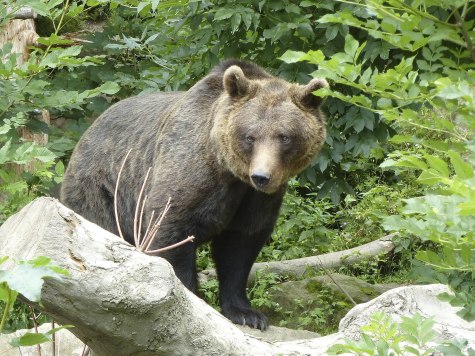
[251,172,271,188]
[248,143,284,193]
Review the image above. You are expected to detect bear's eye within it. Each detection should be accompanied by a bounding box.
[279,135,290,144]
[245,135,255,144]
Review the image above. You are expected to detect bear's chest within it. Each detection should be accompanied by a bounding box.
[188,181,285,244]
[189,180,248,241]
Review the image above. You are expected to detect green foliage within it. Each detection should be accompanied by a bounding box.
[284,0,475,323]
[280,0,475,201]
[383,147,475,320]
[337,176,420,244]
[278,286,351,333]
[249,271,282,310]
[259,180,337,262]
[198,278,219,310]
[10,324,73,347]
[328,311,474,356]
[0,256,68,341]
[0,300,52,336]
[0,1,121,222]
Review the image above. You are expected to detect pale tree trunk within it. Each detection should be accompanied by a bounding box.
[1,198,474,355]
[199,234,396,286]
[1,7,49,173]
[0,198,323,355]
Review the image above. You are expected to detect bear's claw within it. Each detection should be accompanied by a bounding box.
[222,305,268,331]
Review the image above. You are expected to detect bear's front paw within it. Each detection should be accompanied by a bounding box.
[221,305,268,331]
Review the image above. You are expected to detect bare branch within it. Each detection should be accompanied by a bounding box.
[142,197,172,252]
[142,210,156,242]
[145,235,195,255]
[133,166,152,247]
[114,149,132,240]
[113,152,192,254]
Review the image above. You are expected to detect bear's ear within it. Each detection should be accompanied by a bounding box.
[223,65,252,98]
[295,78,329,109]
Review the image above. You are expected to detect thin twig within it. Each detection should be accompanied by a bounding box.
[143,210,156,241]
[81,344,89,356]
[137,195,148,246]
[114,158,193,254]
[316,258,357,306]
[144,199,172,251]
[453,4,475,61]
[29,306,41,356]
[141,197,171,251]
[142,213,163,251]
[133,167,152,247]
[114,149,132,240]
[145,235,195,254]
[52,320,55,356]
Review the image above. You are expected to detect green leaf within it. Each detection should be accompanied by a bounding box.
[280,50,306,63]
[458,200,475,215]
[0,257,67,302]
[23,80,50,95]
[144,33,159,45]
[94,81,121,95]
[45,325,74,335]
[395,156,428,170]
[0,282,17,304]
[137,1,151,15]
[231,13,241,33]
[55,160,65,176]
[302,50,325,64]
[37,34,73,46]
[425,155,450,178]
[377,97,392,109]
[416,250,442,266]
[10,332,51,347]
[0,139,12,164]
[448,151,474,179]
[214,7,234,21]
[461,247,472,265]
[11,144,57,165]
[418,168,446,185]
[344,34,359,58]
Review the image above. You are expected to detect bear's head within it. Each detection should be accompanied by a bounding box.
[211,64,328,194]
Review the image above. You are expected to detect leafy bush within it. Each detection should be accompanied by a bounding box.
[259,180,337,262]
[327,311,474,355]
[65,0,398,202]
[283,0,475,321]
[0,1,121,222]
[278,286,351,333]
[0,256,69,346]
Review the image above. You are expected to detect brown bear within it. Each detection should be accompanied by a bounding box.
[61,60,327,330]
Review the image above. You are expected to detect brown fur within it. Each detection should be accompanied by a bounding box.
[61,60,328,330]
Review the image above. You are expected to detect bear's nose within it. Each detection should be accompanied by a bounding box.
[251,173,271,187]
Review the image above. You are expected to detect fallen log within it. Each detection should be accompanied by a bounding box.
[199,234,396,285]
[0,198,318,355]
[1,198,474,355]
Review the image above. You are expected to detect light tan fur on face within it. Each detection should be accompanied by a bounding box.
[249,140,285,193]
[210,65,328,193]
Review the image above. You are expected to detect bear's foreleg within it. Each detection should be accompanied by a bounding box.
[211,228,272,331]
[159,242,198,292]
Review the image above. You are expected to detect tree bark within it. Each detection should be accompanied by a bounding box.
[1,6,49,174]
[0,198,321,355]
[2,198,473,355]
[199,234,396,286]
